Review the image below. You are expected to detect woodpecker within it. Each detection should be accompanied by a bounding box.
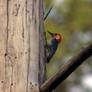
[46,31,62,63]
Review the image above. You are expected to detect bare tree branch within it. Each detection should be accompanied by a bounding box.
[40,43,92,92]
[44,6,53,21]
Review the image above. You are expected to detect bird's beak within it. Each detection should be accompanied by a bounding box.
[48,31,54,36]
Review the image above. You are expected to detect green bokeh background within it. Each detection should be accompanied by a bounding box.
[44,0,92,92]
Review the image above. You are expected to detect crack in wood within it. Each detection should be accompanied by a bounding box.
[12,3,20,16]
[3,0,9,91]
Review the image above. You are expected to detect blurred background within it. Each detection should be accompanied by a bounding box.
[44,0,92,92]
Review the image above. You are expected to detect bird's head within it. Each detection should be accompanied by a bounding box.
[48,31,62,43]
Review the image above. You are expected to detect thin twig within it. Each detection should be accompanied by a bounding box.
[44,6,53,21]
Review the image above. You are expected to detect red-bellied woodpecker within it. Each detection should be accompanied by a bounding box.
[46,31,62,63]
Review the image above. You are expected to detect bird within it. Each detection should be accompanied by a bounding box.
[46,31,62,63]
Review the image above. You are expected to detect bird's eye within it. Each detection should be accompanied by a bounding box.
[55,33,57,35]
[53,33,58,37]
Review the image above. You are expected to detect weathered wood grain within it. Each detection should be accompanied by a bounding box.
[0,0,45,92]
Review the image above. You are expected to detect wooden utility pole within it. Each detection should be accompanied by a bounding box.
[0,0,46,92]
